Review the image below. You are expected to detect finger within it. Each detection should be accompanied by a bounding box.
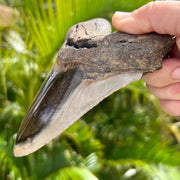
[142,58,180,87]
[146,83,180,100]
[112,1,180,49]
[159,99,180,116]
[112,1,180,35]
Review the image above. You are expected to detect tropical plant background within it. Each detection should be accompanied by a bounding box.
[1,0,180,179]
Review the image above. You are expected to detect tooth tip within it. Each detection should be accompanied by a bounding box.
[13,133,50,157]
[14,144,26,157]
[13,141,37,157]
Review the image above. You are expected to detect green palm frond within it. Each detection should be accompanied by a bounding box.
[144,165,180,180]
[44,166,98,180]
[0,147,25,180]
[104,137,180,166]
[64,120,103,156]
[83,153,100,172]
[100,159,180,180]
[20,0,104,61]
[1,0,180,179]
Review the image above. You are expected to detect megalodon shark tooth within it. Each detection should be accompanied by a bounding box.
[14,18,175,157]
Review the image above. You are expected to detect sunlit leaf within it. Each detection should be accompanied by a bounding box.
[45,166,98,180]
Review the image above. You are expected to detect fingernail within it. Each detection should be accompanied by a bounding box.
[114,11,131,20]
[172,67,180,79]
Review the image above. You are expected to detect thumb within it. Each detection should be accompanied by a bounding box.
[112,1,180,49]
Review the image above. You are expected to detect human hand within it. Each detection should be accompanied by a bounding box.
[112,1,180,116]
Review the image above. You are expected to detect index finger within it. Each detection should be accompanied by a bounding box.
[112,1,180,48]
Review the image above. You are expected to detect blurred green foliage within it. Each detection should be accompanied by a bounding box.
[1,0,180,179]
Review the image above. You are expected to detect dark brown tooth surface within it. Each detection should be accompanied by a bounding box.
[16,69,83,144]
